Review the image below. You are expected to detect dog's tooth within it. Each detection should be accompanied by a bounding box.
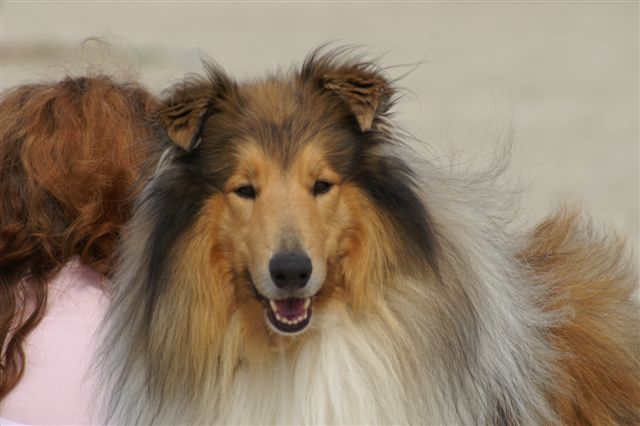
[303,298,310,310]
[269,300,278,312]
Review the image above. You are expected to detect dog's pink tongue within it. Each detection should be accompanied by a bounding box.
[274,298,306,318]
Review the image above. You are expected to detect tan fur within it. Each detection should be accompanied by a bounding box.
[521,209,640,424]
[147,208,233,399]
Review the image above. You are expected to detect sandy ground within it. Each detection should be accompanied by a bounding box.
[1,2,638,246]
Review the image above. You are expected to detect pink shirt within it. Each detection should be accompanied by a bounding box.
[1,260,109,425]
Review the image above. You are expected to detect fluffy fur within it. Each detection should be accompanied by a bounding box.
[0,76,158,397]
[97,49,639,424]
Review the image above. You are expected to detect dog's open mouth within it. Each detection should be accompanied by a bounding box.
[265,297,312,333]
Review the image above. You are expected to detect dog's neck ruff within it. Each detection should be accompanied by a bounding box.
[106,301,444,425]
[217,313,419,425]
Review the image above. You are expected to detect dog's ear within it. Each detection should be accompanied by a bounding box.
[303,52,394,132]
[158,96,210,151]
[158,65,234,151]
[322,72,390,132]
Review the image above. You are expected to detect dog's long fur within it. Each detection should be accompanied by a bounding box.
[97,50,639,424]
[0,76,158,397]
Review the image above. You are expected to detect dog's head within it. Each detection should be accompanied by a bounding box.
[153,51,438,340]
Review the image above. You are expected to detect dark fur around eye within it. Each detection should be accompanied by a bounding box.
[235,185,256,199]
[313,181,332,196]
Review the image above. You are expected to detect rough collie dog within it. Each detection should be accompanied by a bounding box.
[99,50,639,424]
[0,76,158,397]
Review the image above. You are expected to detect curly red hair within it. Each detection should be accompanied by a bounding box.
[0,75,158,397]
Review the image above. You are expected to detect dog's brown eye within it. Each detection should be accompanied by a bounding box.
[235,185,256,199]
[313,181,332,196]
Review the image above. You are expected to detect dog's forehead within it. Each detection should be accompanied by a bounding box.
[197,75,357,179]
[228,140,333,183]
[240,78,303,121]
[223,77,349,166]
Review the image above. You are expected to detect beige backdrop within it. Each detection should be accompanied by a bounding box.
[1,2,638,245]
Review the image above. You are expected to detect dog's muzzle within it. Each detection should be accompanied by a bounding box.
[259,250,315,334]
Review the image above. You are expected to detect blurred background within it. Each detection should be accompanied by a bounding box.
[1,1,637,245]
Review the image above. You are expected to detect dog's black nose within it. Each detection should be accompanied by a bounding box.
[269,251,312,290]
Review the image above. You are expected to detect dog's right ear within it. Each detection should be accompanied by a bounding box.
[158,65,234,151]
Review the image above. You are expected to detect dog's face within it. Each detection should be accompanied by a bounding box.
[156,57,437,340]
[221,139,346,334]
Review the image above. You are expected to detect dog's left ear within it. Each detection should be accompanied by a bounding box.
[322,71,390,132]
[158,65,234,151]
[303,53,394,132]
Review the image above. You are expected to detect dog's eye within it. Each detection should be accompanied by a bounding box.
[313,181,333,196]
[234,185,256,199]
